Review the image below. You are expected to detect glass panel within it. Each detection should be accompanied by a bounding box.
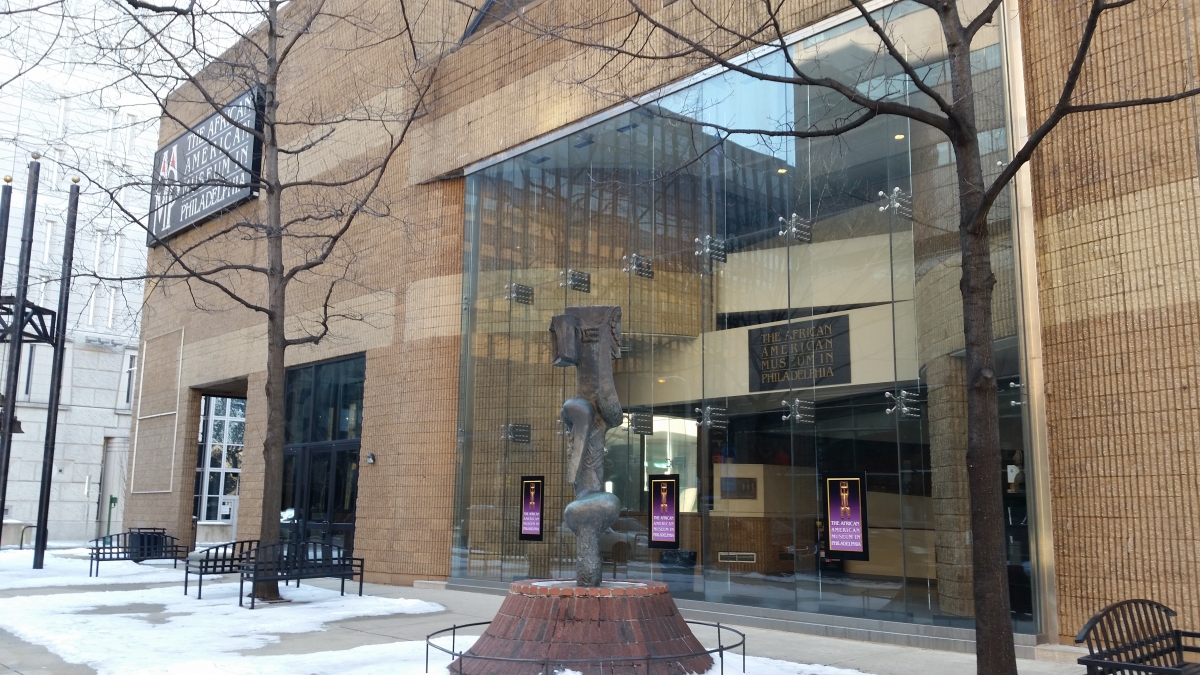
[225,445,242,469]
[452,0,1034,632]
[214,397,226,417]
[281,453,297,523]
[312,362,338,442]
[192,471,202,518]
[311,357,366,442]
[336,358,365,440]
[223,473,239,496]
[205,495,219,521]
[229,398,246,418]
[228,421,245,446]
[307,452,331,523]
[206,470,220,501]
[285,367,314,445]
[208,442,223,469]
[332,450,358,524]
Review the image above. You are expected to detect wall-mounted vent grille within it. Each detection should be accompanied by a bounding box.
[717,552,756,563]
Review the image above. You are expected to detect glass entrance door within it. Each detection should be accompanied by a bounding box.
[280,353,365,552]
[281,441,360,551]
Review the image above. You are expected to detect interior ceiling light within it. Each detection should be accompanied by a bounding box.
[894,134,906,140]
[777,168,788,174]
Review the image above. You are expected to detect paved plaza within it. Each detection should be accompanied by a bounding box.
[0,549,1085,675]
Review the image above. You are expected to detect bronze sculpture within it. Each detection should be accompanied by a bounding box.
[549,306,623,587]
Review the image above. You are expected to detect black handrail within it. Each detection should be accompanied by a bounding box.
[424,619,746,675]
[19,524,35,549]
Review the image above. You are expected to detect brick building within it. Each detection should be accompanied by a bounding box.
[123,0,1200,653]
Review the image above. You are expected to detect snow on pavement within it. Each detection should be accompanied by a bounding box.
[0,547,187,590]
[0,549,868,675]
[0,577,444,675]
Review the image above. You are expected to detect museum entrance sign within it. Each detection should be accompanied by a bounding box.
[147,88,263,245]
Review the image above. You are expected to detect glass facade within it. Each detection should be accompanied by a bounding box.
[280,354,365,552]
[454,3,1036,631]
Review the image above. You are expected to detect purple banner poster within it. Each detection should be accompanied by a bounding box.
[649,474,680,549]
[825,475,869,560]
[519,476,544,541]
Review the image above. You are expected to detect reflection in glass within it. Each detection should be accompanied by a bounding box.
[452,0,1033,632]
[281,355,364,551]
[193,395,247,525]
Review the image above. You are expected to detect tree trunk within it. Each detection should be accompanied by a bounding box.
[941,9,1018,673]
[953,105,1018,675]
[254,0,285,602]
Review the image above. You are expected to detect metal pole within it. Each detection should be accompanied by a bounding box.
[0,157,39,548]
[0,175,13,289]
[33,177,77,569]
[0,176,11,538]
[106,495,117,538]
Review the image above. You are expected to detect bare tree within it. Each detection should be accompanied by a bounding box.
[0,0,67,92]
[72,0,443,601]
[494,0,1200,672]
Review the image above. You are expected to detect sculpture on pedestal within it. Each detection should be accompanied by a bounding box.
[549,305,623,587]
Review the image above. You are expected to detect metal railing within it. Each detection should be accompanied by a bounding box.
[425,619,745,675]
[19,525,35,549]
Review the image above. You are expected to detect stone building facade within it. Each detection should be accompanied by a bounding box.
[121,0,1200,650]
[0,4,152,544]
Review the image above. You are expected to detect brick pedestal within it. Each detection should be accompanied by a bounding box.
[450,580,714,675]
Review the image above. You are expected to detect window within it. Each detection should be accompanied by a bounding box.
[120,353,137,408]
[284,354,365,445]
[193,396,246,522]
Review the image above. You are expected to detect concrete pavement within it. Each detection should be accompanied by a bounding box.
[0,573,1085,674]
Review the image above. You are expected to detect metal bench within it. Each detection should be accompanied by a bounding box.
[238,541,364,609]
[184,540,259,599]
[1076,599,1200,674]
[87,528,188,577]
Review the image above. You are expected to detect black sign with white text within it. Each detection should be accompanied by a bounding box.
[748,315,851,392]
[146,89,263,245]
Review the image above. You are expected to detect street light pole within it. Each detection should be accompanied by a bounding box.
[33,177,78,569]
[0,157,39,547]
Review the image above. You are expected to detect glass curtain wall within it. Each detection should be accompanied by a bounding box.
[454,1,1035,631]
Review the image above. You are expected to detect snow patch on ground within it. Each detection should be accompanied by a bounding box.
[0,548,868,674]
[0,580,444,675]
[0,548,186,590]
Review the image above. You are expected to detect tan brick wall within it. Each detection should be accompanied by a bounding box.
[121,0,1200,635]
[1019,0,1200,642]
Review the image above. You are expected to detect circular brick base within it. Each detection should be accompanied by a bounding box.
[450,580,714,675]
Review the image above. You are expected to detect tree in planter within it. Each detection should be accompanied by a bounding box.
[81,0,442,600]
[504,0,1200,671]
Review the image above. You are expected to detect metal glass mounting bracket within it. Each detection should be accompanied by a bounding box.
[885,390,921,418]
[695,406,728,430]
[695,235,727,262]
[878,187,913,219]
[500,423,532,443]
[778,214,812,243]
[622,253,654,279]
[628,412,654,435]
[781,398,814,423]
[560,269,591,293]
[505,283,534,305]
